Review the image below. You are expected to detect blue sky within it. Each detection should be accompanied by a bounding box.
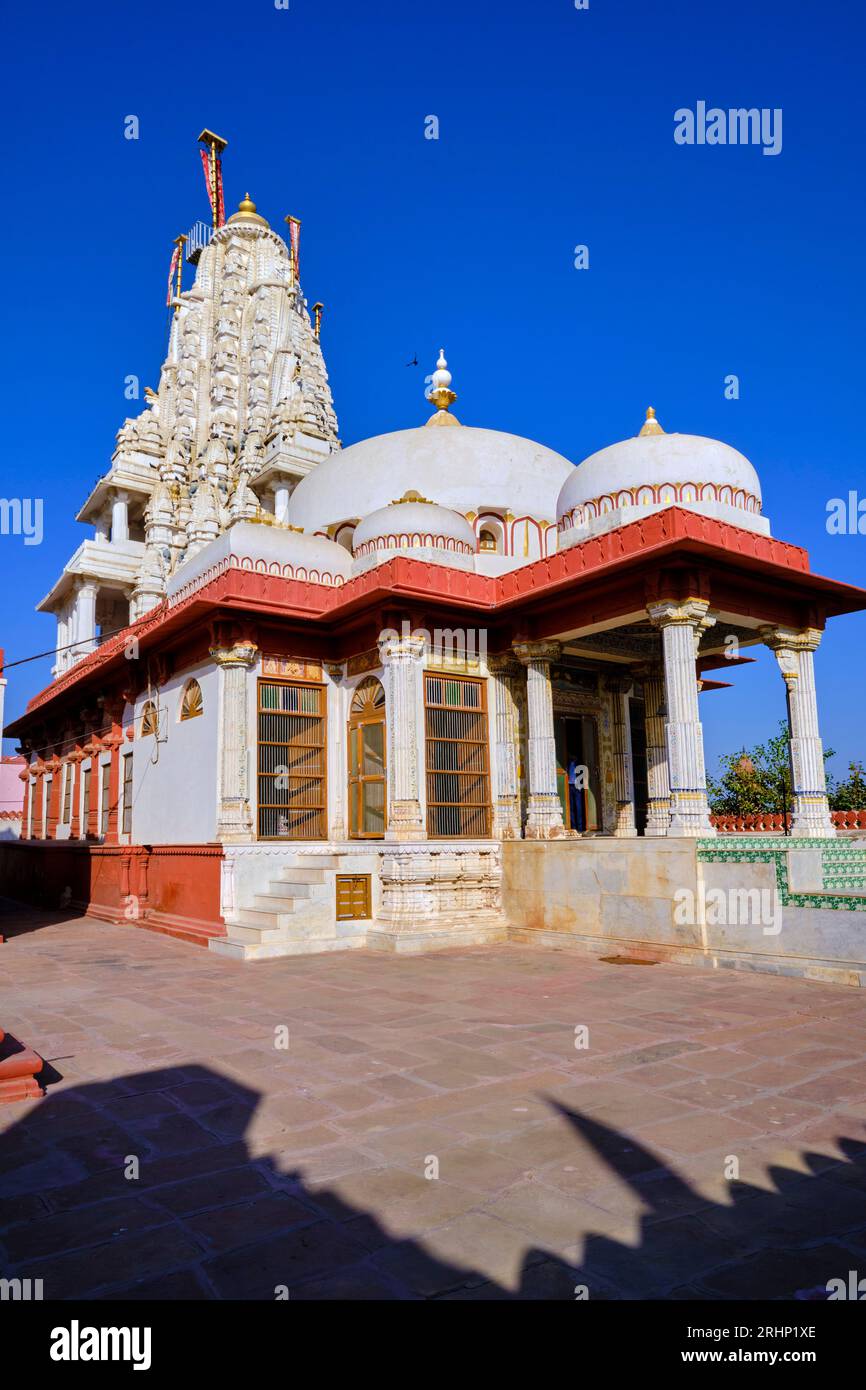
[1,0,864,777]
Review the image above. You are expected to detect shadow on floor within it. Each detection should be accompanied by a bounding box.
[1,1065,866,1300]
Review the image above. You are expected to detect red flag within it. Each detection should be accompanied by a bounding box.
[166,245,179,306]
[287,217,300,280]
[214,156,225,228]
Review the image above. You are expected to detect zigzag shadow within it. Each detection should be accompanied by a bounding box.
[2,1067,866,1300]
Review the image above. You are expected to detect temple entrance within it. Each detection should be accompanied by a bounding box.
[555,715,602,832]
[348,677,387,838]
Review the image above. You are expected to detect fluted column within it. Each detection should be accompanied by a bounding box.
[609,678,637,837]
[647,599,716,836]
[380,631,426,841]
[513,641,566,839]
[641,664,671,836]
[488,654,522,839]
[326,664,348,842]
[74,581,98,657]
[211,641,258,843]
[761,626,834,837]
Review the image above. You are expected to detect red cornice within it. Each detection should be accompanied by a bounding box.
[9,508,866,734]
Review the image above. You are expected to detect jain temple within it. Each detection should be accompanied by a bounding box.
[4,173,866,981]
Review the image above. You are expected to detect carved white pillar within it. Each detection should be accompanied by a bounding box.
[647,599,716,836]
[488,654,522,839]
[761,626,834,837]
[514,640,566,838]
[273,483,291,525]
[74,581,98,657]
[111,490,130,543]
[326,664,347,842]
[211,641,258,843]
[609,678,638,837]
[642,664,671,836]
[380,631,426,841]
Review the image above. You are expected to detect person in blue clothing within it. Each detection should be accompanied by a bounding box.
[567,756,586,833]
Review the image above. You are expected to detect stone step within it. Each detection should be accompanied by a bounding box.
[266,880,318,898]
[277,855,343,875]
[224,920,286,945]
[273,866,331,884]
[253,893,303,913]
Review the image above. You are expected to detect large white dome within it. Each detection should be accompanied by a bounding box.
[289,422,575,534]
[556,411,768,547]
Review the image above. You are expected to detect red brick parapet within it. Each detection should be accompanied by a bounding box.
[711,810,866,833]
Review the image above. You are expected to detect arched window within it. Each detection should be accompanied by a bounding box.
[351,676,386,715]
[479,528,498,553]
[140,700,159,737]
[180,679,203,721]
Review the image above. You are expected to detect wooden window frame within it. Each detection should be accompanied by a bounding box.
[424,669,492,839]
[81,765,91,838]
[62,762,73,825]
[257,677,328,841]
[121,753,133,837]
[99,759,111,838]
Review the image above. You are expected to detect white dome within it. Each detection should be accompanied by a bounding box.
[167,519,352,599]
[289,423,575,534]
[352,496,476,573]
[556,416,768,547]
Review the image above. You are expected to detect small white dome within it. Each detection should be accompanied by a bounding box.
[352,495,476,572]
[167,519,352,598]
[556,412,768,547]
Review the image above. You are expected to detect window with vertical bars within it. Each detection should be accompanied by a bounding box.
[82,767,91,835]
[122,755,133,836]
[424,673,491,838]
[62,764,73,824]
[100,761,111,837]
[257,680,326,839]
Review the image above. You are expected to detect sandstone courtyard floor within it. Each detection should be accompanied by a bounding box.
[2,898,866,1301]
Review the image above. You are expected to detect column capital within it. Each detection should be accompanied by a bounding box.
[647,598,715,630]
[513,640,561,666]
[487,651,521,677]
[759,625,823,656]
[210,641,259,669]
[378,631,426,664]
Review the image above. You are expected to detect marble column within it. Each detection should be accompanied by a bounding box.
[513,641,566,838]
[488,654,522,839]
[761,626,835,837]
[73,580,98,657]
[641,664,671,836]
[609,678,638,837]
[647,599,716,836]
[273,483,291,525]
[211,641,259,843]
[111,490,130,543]
[380,631,426,841]
[326,664,348,842]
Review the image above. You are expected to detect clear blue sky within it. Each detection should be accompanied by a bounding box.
[1,0,864,778]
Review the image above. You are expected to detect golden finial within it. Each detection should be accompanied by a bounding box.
[425,348,460,426]
[638,406,665,437]
[227,193,269,228]
[390,489,435,505]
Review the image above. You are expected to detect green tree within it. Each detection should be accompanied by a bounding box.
[707,720,836,816]
[829,761,866,811]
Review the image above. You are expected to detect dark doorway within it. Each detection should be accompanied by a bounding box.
[629,697,649,834]
[555,715,602,832]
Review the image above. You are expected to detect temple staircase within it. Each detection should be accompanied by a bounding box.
[210,851,371,960]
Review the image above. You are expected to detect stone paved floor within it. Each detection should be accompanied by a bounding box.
[2,899,866,1300]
